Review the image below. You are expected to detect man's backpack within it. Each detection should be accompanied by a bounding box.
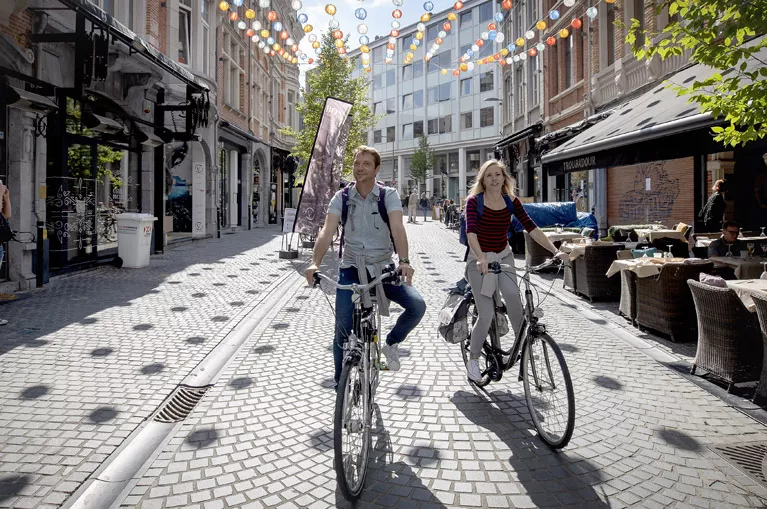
[339,183,396,257]
[458,193,515,246]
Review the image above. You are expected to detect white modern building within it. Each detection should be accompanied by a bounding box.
[349,0,504,202]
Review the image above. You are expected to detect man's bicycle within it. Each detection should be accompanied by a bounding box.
[313,268,399,500]
[462,259,575,449]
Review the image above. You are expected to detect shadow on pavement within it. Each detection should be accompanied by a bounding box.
[0,474,31,504]
[451,390,610,508]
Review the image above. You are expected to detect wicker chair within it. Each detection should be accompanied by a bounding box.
[635,261,714,342]
[524,230,551,268]
[688,280,763,392]
[563,257,577,292]
[750,293,767,405]
[618,270,638,324]
[650,238,689,258]
[574,244,624,301]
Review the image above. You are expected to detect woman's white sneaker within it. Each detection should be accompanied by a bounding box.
[466,359,482,382]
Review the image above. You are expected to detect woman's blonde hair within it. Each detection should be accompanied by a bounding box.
[468,159,516,197]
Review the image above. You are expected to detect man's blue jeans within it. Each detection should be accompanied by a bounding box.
[333,266,426,383]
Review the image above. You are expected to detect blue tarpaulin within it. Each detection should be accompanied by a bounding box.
[511,202,598,237]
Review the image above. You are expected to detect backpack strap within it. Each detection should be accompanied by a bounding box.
[476,193,484,218]
[377,186,397,254]
[339,184,353,258]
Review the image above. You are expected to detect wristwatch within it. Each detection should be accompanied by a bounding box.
[399,258,410,265]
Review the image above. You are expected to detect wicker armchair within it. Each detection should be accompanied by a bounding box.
[574,244,624,301]
[563,258,577,292]
[619,270,638,324]
[688,280,763,392]
[635,261,714,342]
[750,293,767,405]
[524,230,551,268]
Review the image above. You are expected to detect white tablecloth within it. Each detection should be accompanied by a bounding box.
[726,279,767,312]
[545,231,581,243]
[605,257,687,278]
[561,241,622,261]
[634,229,686,242]
[696,236,767,248]
[710,256,767,280]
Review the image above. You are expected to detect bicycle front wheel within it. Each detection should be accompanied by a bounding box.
[334,359,370,499]
[522,333,575,449]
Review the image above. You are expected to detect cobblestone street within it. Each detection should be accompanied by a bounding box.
[2,222,767,508]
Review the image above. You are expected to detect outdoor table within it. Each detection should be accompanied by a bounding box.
[697,236,767,248]
[634,228,686,242]
[710,256,767,280]
[561,241,619,261]
[726,279,767,312]
[545,231,581,243]
[605,256,687,279]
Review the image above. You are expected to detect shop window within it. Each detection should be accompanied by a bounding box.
[479,107,494,127]
[178,0,192,64]
[480,71,494,92]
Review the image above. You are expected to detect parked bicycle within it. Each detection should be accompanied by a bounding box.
[313,267,400,500]
[462,258,575,449]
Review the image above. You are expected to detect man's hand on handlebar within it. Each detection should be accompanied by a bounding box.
[304,264,319,286]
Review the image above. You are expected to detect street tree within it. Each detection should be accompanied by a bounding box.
[280,29,376,178]
[628,0,767,147]
[409,135,434,192]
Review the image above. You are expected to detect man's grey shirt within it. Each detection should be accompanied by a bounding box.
[329,183,403,269]
[708,237,743,257]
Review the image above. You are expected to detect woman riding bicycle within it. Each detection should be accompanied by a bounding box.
[464,159,561,382]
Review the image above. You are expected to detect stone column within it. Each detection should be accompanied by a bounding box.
[6,109,36,289]
[458,146,467,202]
[191,142,207,237]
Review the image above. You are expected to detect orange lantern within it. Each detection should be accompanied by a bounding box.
[459,63,468,72]
[332,30,342,39]
[267,11,277,21]
[571,18,583,29]
[291,44,298,52]
[493,52,500,60]
[488,23,496,31]
[269,50,275,56]
[454,1,464,10]
[280,30,289,40]
[501,0,512,9]
[453,69,460,76]
[279,48,285,55]
[246,29,255,37]
[546,36,556,45]
[442,22,452,31]
[499,59,506,66]
[229,12,238,21]
[436,37,443,45]
[391,29,399,37]
[308,58,314,64]
[392,9,402,18]
[477,39,484,47]
[528,48,537,57]
[387,43,395,50]
[338,47,346,54]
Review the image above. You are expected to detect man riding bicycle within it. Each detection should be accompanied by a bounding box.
[304,146,426,386]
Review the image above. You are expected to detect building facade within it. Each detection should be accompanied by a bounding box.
[349,0,505,203]
[0,0,299,293]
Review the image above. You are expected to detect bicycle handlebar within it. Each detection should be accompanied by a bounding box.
[488,258,563,275]
[313,268,400,293]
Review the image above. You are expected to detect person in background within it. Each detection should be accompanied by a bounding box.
[419,192,429,222]
[408,189,418,223]
[0,180,10,326]
[708,220,744,258]
[699,179,727,233]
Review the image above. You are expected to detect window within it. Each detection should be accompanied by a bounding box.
[373,73,383,90]
[633,0,645,46]
[386,126,396,143]
[287,91,294,129]
[607,3,616,66]
[460,44,471,58]
[386,97,396,114]
[402,94,413,110]
[413,61,424,79]
[480,107,494,127]
[551,43,559,95]
[527,0,538,28]
[201,0,210,75]
[374,101,384,116]
[414,121,424,137]
[428,86,439,104]
[427,118,438,135]
[515,65,524,112]
[224,35,243,109]
[529,56,540,106]
[427,24,440,42]
[374,130,382,143]
[439,82,452,102]
[504,75,512,119]
[429,51,452,73]
[468,151,480,171]
[479,2,493,21]
[178,0,192,64]
[372,45,385,64]
[413,90,423,108]
[460,10,473,26]
[402,64,413,81]
[514,3,524,41]
[480,71,494,92]
[402,123,413,140]
[439,114,452,133]
[460,78,472,95]
[461,112,473,129]
[385,69,395,87]
[479,43,494,58]
[564,36,573,89]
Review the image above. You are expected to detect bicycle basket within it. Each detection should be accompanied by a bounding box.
[437,291,470,344]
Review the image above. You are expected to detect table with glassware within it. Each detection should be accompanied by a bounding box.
[634,228,687,243]
[695,235,767,248]
[544,231,582,244]
[709,255,767,280]
[606,256,688,278]
[726,279,767,312]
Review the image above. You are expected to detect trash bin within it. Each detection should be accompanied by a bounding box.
[433,207,441,220]
[115,213,157,268]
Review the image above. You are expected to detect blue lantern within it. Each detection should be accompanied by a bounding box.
[297,13,308,23]
[360,35,369,45]
[493,12,504,22]
[488,30,497,40]
[267,36,275,45]
[413,39,421,47]
[355,8,367,20]
[549,9,560,20]
[423,1,434,12]
[232,0,244,6]
[273,21,283,31]
[507,43,516,52]
[466,49,474,57]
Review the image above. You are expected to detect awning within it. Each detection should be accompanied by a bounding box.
[494,122,542,150]
[541,40,767,176]
[58,0,208,92]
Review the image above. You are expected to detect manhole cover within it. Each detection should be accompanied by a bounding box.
[710,442,767,488]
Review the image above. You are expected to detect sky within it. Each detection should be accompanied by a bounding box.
[295,0,458,86]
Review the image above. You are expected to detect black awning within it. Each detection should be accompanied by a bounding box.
[541,40,767,175]
[58,0,208,92]
[494,122,542,150]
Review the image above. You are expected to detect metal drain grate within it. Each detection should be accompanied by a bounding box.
[711,442,767,488]
[154,385,210,423]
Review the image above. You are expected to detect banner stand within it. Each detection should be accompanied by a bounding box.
[279,208,299,259]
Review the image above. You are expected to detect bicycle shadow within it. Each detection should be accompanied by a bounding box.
[334,404,448,508]
[451,389,611,508]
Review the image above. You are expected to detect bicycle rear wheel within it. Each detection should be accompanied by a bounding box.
[334,359,370,499]
[522,332,575,449]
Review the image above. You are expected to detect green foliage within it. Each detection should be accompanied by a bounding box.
[628,0,767,147]
[280,29,376,179]
[409,135,434,187]
[66,98,124,188]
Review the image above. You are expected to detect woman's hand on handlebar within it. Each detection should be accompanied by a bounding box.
[476,255,489,275]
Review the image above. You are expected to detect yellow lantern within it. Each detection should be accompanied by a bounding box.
[312,41,320,49]
[325,4,336,15]
[488,55,495,62]
[516,37,525,46]
[303,24,313,33]
[447,12,457,21]
[421,13,431,22]
[459,63,468,72]
[334,39,344,48]
[273,43,280,50]
[218,1,229,11]
[245,9,255,19]
[360,45,370,53]
[500,48,509,56]
[536,20,546,30]
[410,44,417,50]
[260,29,269,38]
[559,28,569,38]
[407,52,414,59]
[441,68,448,75]
[365,67,372,72]
[605,0,615,3]
[415,31,424,40]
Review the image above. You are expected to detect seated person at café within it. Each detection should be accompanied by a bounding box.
[708,220,744,257]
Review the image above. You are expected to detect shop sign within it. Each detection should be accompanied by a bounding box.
[562,155,596,173]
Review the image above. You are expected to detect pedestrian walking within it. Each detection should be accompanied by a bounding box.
[419,193,429,222]
[0,180,10,326]
[699,179,727,233]
[408,189,418,223]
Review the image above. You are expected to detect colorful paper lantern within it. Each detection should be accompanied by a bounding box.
[329,19,340,29]
[358,23,368,34]
[501,0,512,9]
[229,12,238,21]
[252,20,261,30]
[546,36,556,46]
[536,42,545,51]
[246,29,255,37]
[393,0,403,5]
[443,22,452,31]
[297,13,308,23]
[496,32,505,43]
[536,20,546,30]
[334,39,344,48]
[303,24,313,33]
[308,34,317,42]
[515,37,524,46]
[563,0,575,5]
[549,9,560,20]
[280,30,289,40]
[447,13,457,21]
[488,23,496,31]
[571,18,582,29]
[232,0,243,6]
[291,0,302,10]
[237,20,246,30]
[360,35,369,44]
[453,69,460,76]
[525,30,535,39]
[528,48,537,57]
[332,29,342,39]
[441,68,448,75]
[391,29,399,37]
[421,13,431,22]
[392,9,402,18]
[559,28,570,38]
[260,29,269,38]
[325,4,336,15]
[218,1,229,11]
[312,41,320,49]
[245,9,255,18]
[267,10,277,21]
[424,1,434,11]
[454,1,464,10]
[586,7,598,19]
[273,21,283,31]
[392,20,401,29]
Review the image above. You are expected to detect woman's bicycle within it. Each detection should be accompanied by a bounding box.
[462,258,575,449]
[313,268,399,500]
